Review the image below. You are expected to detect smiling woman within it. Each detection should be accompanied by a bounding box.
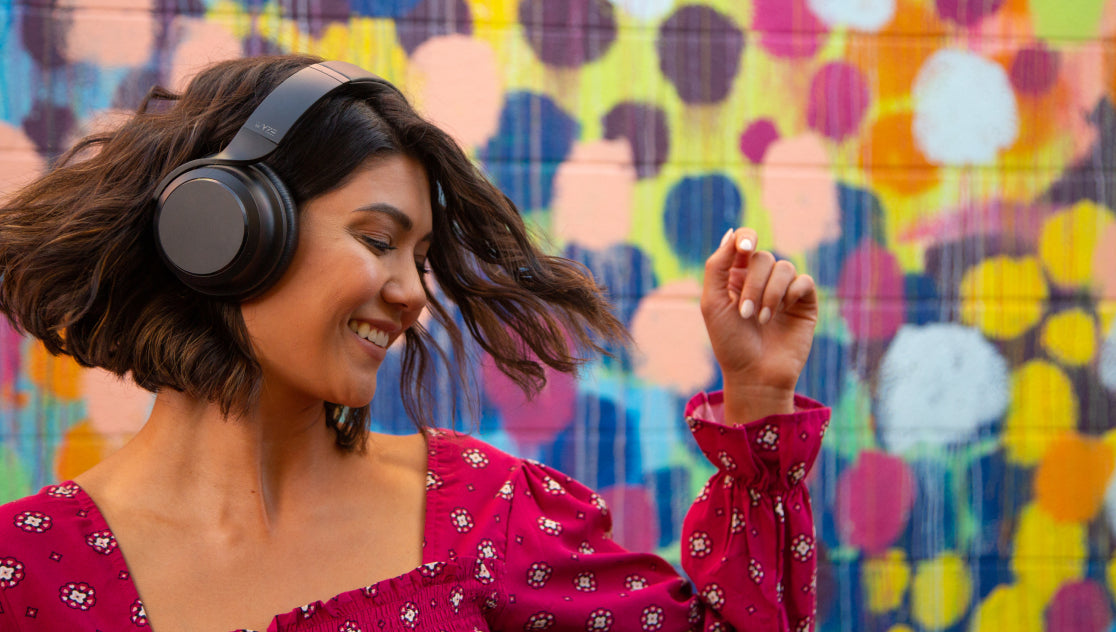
[0,56,828,632]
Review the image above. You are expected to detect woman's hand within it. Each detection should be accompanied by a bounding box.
[701,227,819,425]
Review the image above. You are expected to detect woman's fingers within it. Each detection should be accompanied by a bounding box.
[737,250,775,319]
[704,227,758,308]
[758,260,798,324]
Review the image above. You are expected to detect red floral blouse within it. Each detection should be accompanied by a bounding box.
[0,391,828,631]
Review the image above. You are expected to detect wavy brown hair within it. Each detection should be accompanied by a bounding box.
[0,54,628,451]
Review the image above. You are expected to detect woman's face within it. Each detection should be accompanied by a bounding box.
[241,153,433,411]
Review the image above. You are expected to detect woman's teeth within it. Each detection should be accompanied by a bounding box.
[347,320,389,348]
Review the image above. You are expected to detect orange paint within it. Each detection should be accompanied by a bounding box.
[26,341,83,401]
[54,420,108,481]
[1034,433,1115,523]
[859,110,940,195]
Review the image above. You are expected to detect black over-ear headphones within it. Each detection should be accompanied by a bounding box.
[152,60,404,301]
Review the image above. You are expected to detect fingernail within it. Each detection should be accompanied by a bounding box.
[738,237,753,251]
[719,228,734,248]
[740,299,755,319]
[758,306,772,324]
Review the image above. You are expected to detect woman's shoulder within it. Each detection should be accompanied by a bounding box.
[1,482,109,552]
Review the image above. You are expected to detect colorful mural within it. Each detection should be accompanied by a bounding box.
[2,0,1116,629]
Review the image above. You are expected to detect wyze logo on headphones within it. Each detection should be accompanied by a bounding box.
[254,121,279,137]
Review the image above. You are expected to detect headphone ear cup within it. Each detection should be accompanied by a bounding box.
[153,161,298,300]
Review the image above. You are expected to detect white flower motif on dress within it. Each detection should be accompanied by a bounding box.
[526,562,553,588]
[775,496,785,523]
[777,580,785,602]
[85,530,117,555]
[450,507,475,533]
[578,541,595,555]
[59,581,96,610]
[795,616,814,632]
[398,601,420,629]
[462,448,489,469]
[419,561,446,577]
[640,605,664,631]
[573,571,597,592]
[722,475,735,489]
[585,608,613,631]
[701,583,725,611]
[748,487,761,507]
[696,481,711,502]
[589,493,608,515]
[731,508,746,534]
[685,416,702,431]
[339,620,362,632]
[787,462,807,487]
[756,423,780,451]
[688,600,702,624]
[449,585,465,613]
[537,516,563,536]
[717,450,737,471]
[475,560,495,585]
[749,558,765,584]
[625,574,648,591]
[542,476,567,495]
[792,534,815,562]
[525,611,555,629]
[361,584,378,598]
[130,598,148,627]
[299,602,319,619]
[14,511,52,533]
[497,480,515,500]
[476,539,497,560]
[46,482,80,498]
[0,557,25,589]
[709,624,727,632]
[688,531,713,559]
[426,470,444,490]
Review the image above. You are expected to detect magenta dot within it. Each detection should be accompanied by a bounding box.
[837,241,906,341]
[806,62,871,141]
[752,0,828,59]
[598,484,658,553]
[1010,44,1061,96]
[935,0,1007,26]
[835,451,916,555]
[739,119,779,164]
[1047,581,1112,632]
[482,356,576,452]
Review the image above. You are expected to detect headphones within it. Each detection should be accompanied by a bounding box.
[152,61,404,301]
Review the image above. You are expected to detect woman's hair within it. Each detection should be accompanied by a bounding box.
[0,54,628,450]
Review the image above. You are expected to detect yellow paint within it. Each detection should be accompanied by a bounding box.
[1003,361,1077,465]
[910,552,971,630]
[54,421,108,482]
[959,256,1048,340]
[1041,309,1098,366]
[970,584,1044,632]
[26,340,83,401]
[886,626,916,632]
[1039,200,1114,288]
[1034,432,1114,523]
[1011,503,1086,608]
[862,549,910,613]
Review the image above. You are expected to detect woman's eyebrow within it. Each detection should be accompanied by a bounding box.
[353,202,412,231]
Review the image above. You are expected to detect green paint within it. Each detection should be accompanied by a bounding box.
[0,447,31,504]
[1030,0,1104,39]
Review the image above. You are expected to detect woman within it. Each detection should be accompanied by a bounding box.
[0,55,827,632]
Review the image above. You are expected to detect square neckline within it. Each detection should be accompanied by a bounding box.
[60,429,446,632]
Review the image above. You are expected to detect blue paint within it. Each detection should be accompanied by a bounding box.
[479,92,579,212]
[348,0,422,17]
[542,393,642,490]
[905,273,943,325]
[811,183,885,287]
[797,336,847,407]
[662,173,743,267]
[648,466,689,548]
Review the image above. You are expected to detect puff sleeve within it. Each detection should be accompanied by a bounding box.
[489,391,829,632]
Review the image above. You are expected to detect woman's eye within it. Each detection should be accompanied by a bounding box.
[360,236,395,253]
[416,260,431,276]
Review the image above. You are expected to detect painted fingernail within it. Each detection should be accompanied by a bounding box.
[758,306,772,324]
[738,237,753,251]
[720,228,734,248]
[740,299,755,319]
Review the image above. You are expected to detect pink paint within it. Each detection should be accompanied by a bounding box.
[834,451,916,555]
[482,354,577,453]
[1094,220,1116,300]
[81,369,154,436]
[598,484,659,553]
[630,280,714,395]
[65,0,155,67]
[0,124,45,198]
[897,199,1050,245]
[1010,44,1061,96]
[739,119,779,164]
[1047,581,1113,632]
[753,0,828,59]
[761,134,841,254]
[167,18,243,91]
[806,62,871,140]
[0,320,22,401]
[551,140,635,250]
[408,35,502,148]
[934,0,1007,26]
[837,242,906,341]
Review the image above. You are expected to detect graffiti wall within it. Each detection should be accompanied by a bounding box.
[3,0,1116,629]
